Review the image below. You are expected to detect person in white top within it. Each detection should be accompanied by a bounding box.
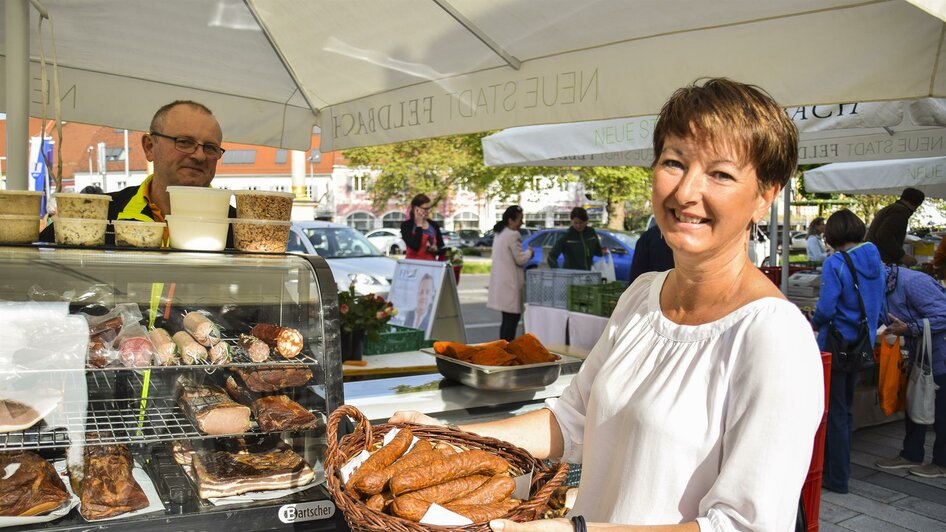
[487,206,534,341]
[806,217,828,263]
[392,78,825,532]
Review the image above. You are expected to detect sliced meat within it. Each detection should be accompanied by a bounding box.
[231,366,312,393]
[77,444,149,520]
[0,451,70,517]
[177,377,250,436]
[191,446,315,499]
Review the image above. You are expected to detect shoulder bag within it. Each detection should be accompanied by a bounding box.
[824,251,876,373]
[906,318,936,425]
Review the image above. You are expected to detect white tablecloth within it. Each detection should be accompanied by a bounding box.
[524,304,609,351]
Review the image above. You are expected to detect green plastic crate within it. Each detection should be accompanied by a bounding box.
[567,281,628,317]
[364,324,432,355]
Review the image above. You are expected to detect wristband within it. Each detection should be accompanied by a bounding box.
[570,515,586,532]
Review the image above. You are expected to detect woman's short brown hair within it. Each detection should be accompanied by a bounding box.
[824,209,866,249]
[652,78,798,191]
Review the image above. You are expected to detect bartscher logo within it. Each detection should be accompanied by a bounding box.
[278,501,335,523]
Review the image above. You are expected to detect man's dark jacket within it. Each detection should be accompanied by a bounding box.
[547,226,602,270]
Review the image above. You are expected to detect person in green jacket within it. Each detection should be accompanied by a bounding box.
[547,207,606,270]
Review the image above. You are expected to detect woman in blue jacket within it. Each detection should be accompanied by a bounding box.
[875,266,946,478]
[812,209,886,493]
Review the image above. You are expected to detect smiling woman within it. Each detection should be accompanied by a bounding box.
[391,78,825,531]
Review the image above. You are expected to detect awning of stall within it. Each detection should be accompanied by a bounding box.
[482,98,946,167]
[804,156,946,199]
[3,0,946,155]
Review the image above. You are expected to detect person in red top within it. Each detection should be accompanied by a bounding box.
[399,193,445,261]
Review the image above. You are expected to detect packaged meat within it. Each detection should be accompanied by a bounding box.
[114,324,157,368]
[183,311,221,347]
[250,323,303,358]
[239,334,270,362]
[76,444,149,520]
[231,366,313,393]
[148,327,179,366]
[0,451,70,516]
[176,377,251,435]
[209,341,231,364]
[191,445,315,499]
[224,376,318,433]
[172,331,207,365]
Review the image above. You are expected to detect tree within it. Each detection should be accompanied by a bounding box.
[579,166,652,230]
[343,133,552,210]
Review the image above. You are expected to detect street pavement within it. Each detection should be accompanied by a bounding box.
[456,273,525,343]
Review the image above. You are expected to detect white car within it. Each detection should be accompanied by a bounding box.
[365,228,407,255]
[287,221,397,298]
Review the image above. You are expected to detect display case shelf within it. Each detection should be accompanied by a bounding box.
[0,371,326,451]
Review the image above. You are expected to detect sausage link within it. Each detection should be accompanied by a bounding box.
[183,311,220,347]
[250,323,303,358]
[366,493,387,512]
[444,499,520,523]
[355,449,444,495]
[390,475,489,521]
[172,331,207,364]
[389,450,509,496]
[347,428,413,494]
[149,327,179,366]
[445,475,516,505]
[209,341,231,364]
[239,334,270,362]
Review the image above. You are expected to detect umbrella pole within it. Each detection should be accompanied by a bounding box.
[5,0,30,190]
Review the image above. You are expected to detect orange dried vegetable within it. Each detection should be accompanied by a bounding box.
[468,346,517,366]
[506,333,558,365]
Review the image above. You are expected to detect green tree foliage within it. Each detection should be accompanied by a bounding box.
[343,133,551,210]
[579,166,652,230]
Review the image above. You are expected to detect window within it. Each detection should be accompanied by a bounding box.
[286,231,307,253]
[275,149,288,164]
[346,211,375,232]
[553,212,572,226]
[382,211,407,228]
[105,148,125,162]
[351,174,369,192]
[116,181,126,189]
[222,149,256,164]
[453,211,479,230]
[430,212,444,224]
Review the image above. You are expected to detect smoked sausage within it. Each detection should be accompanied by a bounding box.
[389,450,509,496]
[183,311,221,347]
[444,475,516,505]
[390,475,489,521]
[250,323,303,358]
[347,428,413,494]
[355,449,444,496]
[444,499,520,522]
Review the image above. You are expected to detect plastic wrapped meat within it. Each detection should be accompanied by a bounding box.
[0,451,70,516]
[176,377,250,435]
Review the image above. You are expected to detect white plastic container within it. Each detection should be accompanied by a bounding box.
[166,215,229,251]
[0,190,44,216]
[232,219,291,252]
[53,193,111,219]
[167,186,232,219]
[233,190,294,221]
[0,214,40,243]
[112,220,167,248]
[53,217,108,246]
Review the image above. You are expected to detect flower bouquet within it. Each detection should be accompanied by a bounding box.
[338,286,398,361]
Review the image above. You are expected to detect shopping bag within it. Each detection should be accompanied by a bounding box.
[906,319,937,425]
[878,334,906,416]
[592,253,616,282]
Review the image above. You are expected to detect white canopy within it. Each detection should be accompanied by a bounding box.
[483,99,946,167]
[804,156,946,199]
[3,0,946,155]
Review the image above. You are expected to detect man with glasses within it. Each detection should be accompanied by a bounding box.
[40,100,233,243]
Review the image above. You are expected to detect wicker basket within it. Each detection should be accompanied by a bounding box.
[326,405,568,532]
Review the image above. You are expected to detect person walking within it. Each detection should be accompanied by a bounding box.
[806,216,828,263]
[487,206,533,342]
[875,265,946,478]
[546,207,604,270]
[810,209,886,493]
[400,193,444,261]
[866,187,925,265]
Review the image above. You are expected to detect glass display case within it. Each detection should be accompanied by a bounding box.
[0,246,347,530]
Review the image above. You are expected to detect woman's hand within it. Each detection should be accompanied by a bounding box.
[886,314,910,336]
[389,410,442,425]
[490,518,571,532]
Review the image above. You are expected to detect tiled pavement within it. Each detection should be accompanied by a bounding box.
[819,421,946,531]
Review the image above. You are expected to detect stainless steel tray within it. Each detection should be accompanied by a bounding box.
[421,349,582,391]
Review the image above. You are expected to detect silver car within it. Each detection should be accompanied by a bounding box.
[287,221,397,298]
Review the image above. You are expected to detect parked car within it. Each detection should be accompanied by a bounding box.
[365,228,407,255]
[789,231,808,252]
[522,228,638,282]
[441,231,461,249]
[457,229,481,247]
[287,221,397,298]
[475,227,534,247]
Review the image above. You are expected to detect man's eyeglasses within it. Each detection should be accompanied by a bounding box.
[150,131,225,160]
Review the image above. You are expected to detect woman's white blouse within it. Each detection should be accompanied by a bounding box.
[546,270,824,531]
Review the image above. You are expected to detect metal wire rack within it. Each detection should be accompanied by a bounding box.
[0,370,326,451]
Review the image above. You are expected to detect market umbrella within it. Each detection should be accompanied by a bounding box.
[3,0,946,156]
[482,99,946,167]
[804,156,946,199]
